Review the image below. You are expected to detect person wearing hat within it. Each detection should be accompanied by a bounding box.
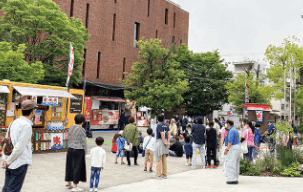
[1,100,36,192]
[191,116,206,169]
[262,120,276,153]
[115,131,125,165]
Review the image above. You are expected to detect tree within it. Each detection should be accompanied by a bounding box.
[123,39,188,114]
[0,0,90,86]
[176,44,233,116]
[225,72,274,114]
[0,42,44,83]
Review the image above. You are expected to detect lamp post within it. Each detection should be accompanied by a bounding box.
[282,60,286,120]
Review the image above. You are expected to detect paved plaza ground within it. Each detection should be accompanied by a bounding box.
[0,128,302,192]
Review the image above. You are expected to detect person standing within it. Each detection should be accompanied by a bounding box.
[155,114,171,179]
[174,115,181,129]
[181,115,188,132]
[65,114,88,192]
[124,100,134,126]
[122,117,140,166]
[253,123,262,157]
[118,110,126,130]
[191,116,206,169]
[206,122,217,169]
[262,120,276,153]
[1,100,36,192]
[224,119,241,184]
[241,122,255,161]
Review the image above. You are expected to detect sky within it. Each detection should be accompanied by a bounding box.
[171,0,303,70]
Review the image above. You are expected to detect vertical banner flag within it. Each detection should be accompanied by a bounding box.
[245,80,249,103]
[66,43,74,87]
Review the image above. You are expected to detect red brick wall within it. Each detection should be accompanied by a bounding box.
[52,0,189,85]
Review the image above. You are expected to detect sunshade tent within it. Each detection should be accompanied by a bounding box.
[13,86,77,99]
[0,85,10,93]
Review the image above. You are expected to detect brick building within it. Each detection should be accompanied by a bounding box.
[52,0,189,97]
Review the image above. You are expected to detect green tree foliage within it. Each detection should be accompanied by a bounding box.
[0,42,44,83]
[265,36,303,99]
[176,44,233,116]
[123,39,188,114]
[0,0,90,86]
[225,73,274,114]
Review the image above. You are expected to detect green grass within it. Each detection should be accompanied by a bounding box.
[103,141,113,146]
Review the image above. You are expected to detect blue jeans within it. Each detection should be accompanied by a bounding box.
[3,164,28,192]
[90,167,101,189]
[192,142,206,167]
[243,145,254,161]
[169,150,177,157]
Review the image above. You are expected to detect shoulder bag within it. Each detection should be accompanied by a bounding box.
[68,126,79,147]
[2,121,15,156]
[142,137,152,157]
[124,128,136,151]
[241,129,249,154]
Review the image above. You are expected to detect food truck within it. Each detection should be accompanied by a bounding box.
[136,106,151,127]
[0,80,85,154]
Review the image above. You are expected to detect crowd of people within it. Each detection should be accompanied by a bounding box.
[2,99,299,191]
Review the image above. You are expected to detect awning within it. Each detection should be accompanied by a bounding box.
[13,86,77,99]
[92,97,125,102]
[0,85,10,93]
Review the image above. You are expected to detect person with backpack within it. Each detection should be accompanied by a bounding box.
[1,100,36,192]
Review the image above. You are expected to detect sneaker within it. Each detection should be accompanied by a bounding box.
[149,168,153,173]
[191,166,196,169]
[162,174,167,179]
[66,185,73,189]
[94,188,98,192]
[206,166,211,169]
[213,166,217,169]
[115,162,118,164]
[154,175,162,180]
[185,163,189,166]
[89,189,93,192]
[134,163,140,166]
[71,187,84,191]
[121,162,125,165]
[144,167,147,172]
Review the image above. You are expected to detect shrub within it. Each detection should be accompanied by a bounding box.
[296,124,303,133]
[240,159,262,176]
[276,146,303,166]
[280,162,302,177]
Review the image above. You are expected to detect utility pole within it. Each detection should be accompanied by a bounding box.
[282,60,286,120]
[289,67,292,121]
[294,69,296,124]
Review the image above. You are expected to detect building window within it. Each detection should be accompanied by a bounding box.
[147,0,150,17]
[112,13,116,41]
[134,22,140,48]
[70,0,74,17]
[156,30,158,38]
[122,57,126,80]
[172,36,175,43]
[114,0,117,3]
[165,8,168,25]
[173,12,176,28]
[281,104,285,110]
[85,3,89,29]
[97,51,101,79]
[180,39,182,45]
[82,48,87,76]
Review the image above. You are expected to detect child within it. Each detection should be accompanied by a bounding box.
[184,136,193,166]
[206,122,217,169]
[115,131,125,165]
[86,137,106,192]
[111,133,119,153]
[143,128,156,173]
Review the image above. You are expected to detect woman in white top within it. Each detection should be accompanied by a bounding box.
[169,119,177,136]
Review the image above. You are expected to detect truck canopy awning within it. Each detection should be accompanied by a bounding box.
[92,97,125,102]
[0,85,10,93]
[13,86,77,99]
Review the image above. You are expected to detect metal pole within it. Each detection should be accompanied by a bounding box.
[283,61,286,120]
[294,69,296,124]
[289,67,292,121]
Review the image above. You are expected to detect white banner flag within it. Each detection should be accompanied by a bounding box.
[66,44,74,87]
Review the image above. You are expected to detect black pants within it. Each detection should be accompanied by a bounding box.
[126,146,138,165]
[118,121,125,130]
[3,164,28,192]
[182,126,186,132]
[207,147,217,166]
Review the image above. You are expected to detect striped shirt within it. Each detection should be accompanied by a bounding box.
[68,125,87,154]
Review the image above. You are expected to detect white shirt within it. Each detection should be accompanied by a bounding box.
[143,136,156,152]
[86,146,106,168]
[214,123,220,136]
[2,116,33,169]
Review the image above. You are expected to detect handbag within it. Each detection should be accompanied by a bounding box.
[241,130,249,154]
[142,137,152,157]
[124,129,136,151]
[2,121,15,156]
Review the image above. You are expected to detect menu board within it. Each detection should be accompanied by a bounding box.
[0,94,6,126]
[70,95,83,113]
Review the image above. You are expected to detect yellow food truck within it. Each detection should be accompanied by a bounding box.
[0,80,85,154]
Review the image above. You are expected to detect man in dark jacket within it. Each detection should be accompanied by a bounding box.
[168,137,183,157]
[191,116,206,169]
[181,115,188,132]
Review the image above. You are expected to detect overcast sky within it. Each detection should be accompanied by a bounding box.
[171,0,303,69]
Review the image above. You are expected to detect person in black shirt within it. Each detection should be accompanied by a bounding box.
[168,137,183,157]
[206,122,217,168]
